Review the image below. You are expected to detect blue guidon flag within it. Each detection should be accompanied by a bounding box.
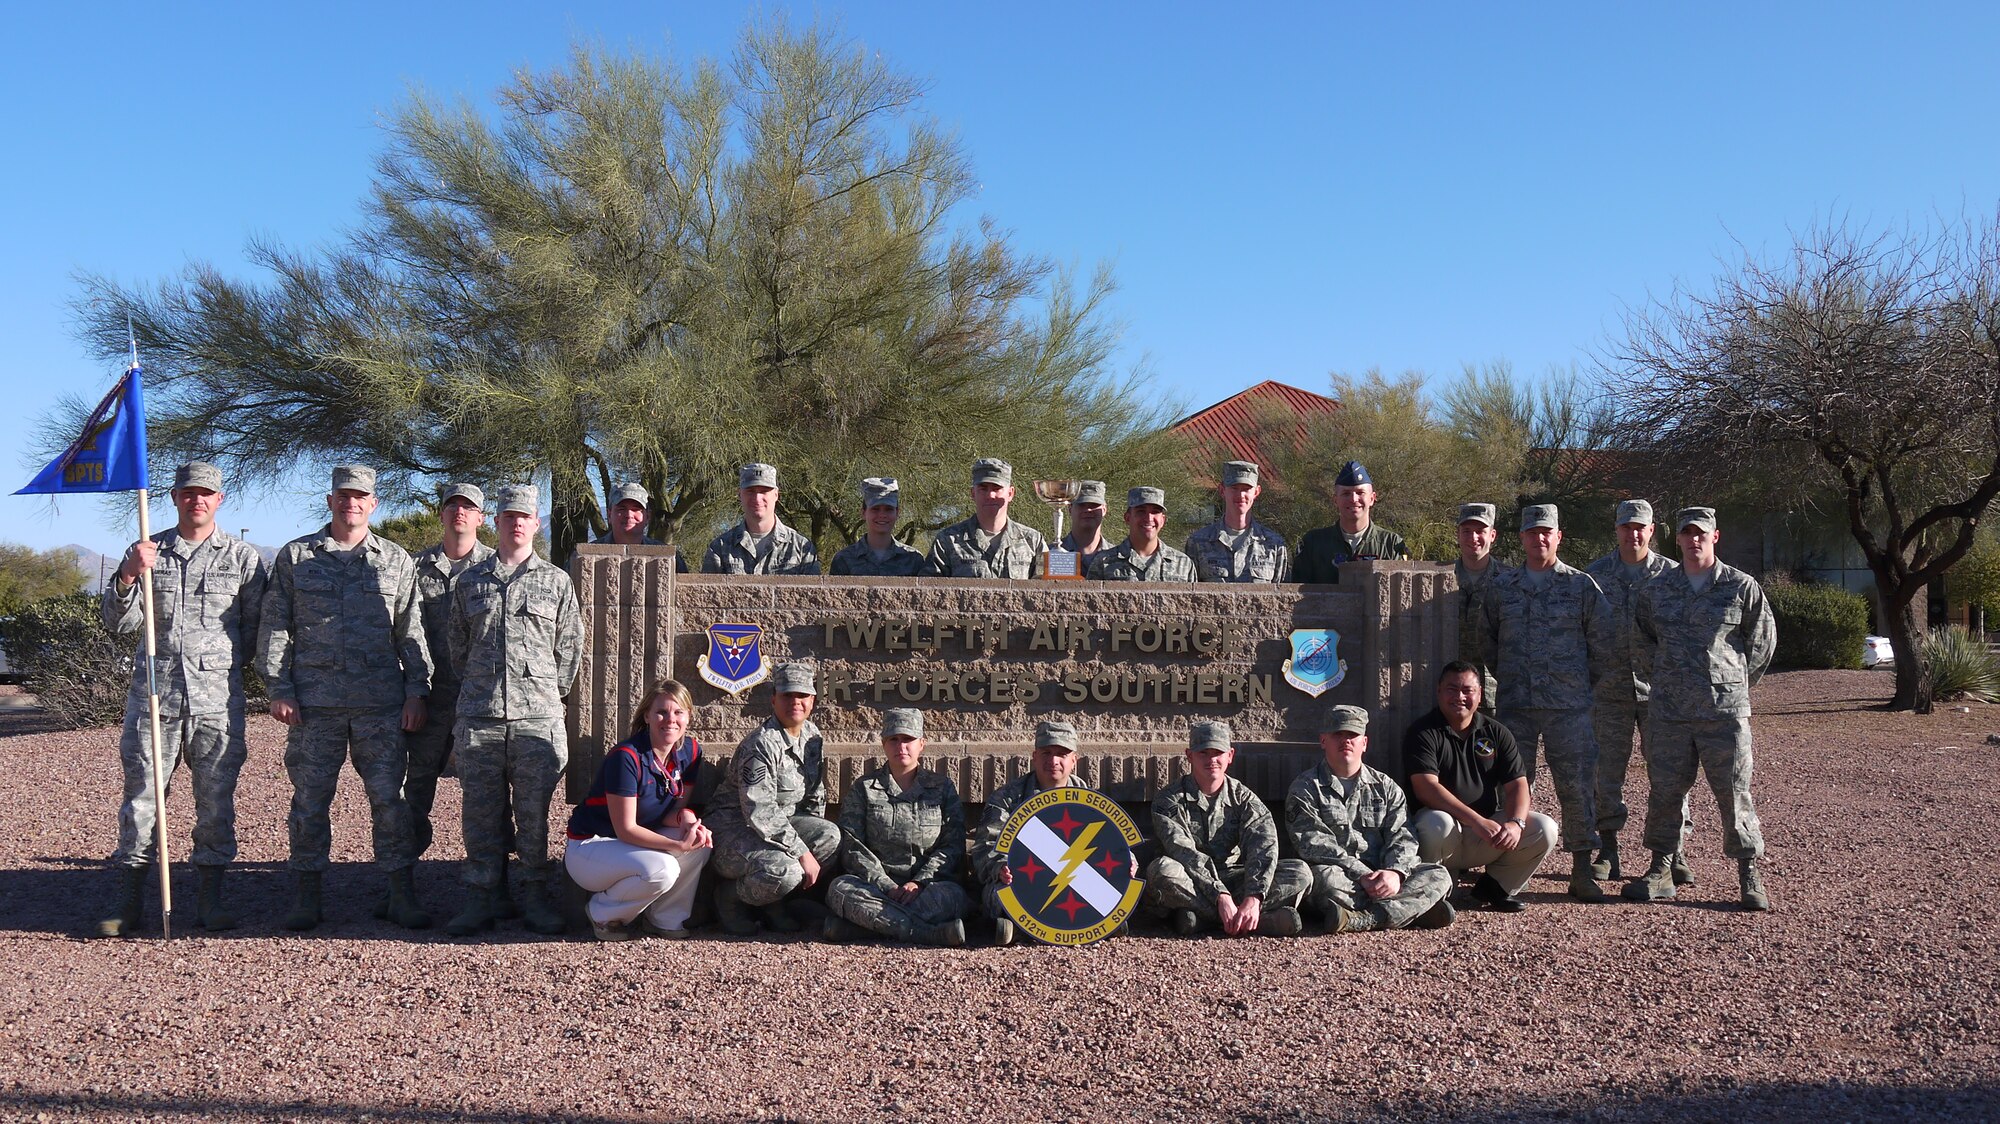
[995,788,1144,946]
[1282,628,1345,697]
[16,364,149,496]
[698,623,771,696]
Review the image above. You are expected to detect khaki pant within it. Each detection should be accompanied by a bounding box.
[1411,809,1558,896]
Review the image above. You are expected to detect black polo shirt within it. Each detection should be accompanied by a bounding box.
[1402,708,1525,818]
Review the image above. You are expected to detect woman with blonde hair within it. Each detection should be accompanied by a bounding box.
[563,680,713,940]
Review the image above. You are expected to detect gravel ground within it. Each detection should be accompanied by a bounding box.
[2,669,1996,1123]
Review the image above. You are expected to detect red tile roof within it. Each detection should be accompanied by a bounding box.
[1169,380,1341,468]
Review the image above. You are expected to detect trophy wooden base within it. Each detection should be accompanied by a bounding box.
[1043,549,1085,580]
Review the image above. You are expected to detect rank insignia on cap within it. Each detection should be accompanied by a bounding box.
[699,623,770,696]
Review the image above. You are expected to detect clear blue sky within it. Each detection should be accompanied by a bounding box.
[6,2,1997,554]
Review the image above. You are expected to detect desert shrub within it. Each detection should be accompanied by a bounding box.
[1925,624,2000,703]
[1767,579,1868,670]
[0,593,126,727]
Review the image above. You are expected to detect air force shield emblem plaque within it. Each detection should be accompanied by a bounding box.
[1282,628,1345,697]
[996,788,1144,946]
[699,623,771,696]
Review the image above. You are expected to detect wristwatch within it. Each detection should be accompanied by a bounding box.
[1504,817,1526,827]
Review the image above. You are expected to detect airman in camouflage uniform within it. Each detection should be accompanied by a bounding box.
[708,663,840,934]
[1626,508,1778,911]
[971,719,1088,946]
[1453,503,1503,714]
[1146,720,1309,936]
[828,477,931,577]
[927,458,1048,579]
[443,485,582,937]
[701,464,821,575]
[822,709,970,946]
[594,481,689,571]
[1294,461,1410,584]
[1480,503,1616,900]
[98,461,268,935]
[1088,487,1198,582]
[1584,499,1690,884]
[406,483,493,859]
[1185,461,1291,583]
[258,465,434,930]
[1285,705,1454,932]
[1059,480,1111,575]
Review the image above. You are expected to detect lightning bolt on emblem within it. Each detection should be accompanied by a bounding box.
[1040,820,1106,911]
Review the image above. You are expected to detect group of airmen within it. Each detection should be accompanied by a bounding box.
[94,448,1776,940]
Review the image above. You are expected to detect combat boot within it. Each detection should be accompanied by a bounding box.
[920,918,967,947]
[1411,898,1456,930]
[759,901,802,933]
[1172,908,1202,936]
[1672,851,1696,886]
[1567,852,1608,902]
[714,880,758,936]
[97,865,149,938]
[1256,906,1304,937]
[819,914,859,943]
[283,872,323,931]
[383,867,433,930]
[1739,858,1769,912]
[444,887,498,937]
[1590,834,1621,881]
[195,865,237,931]
[1327,903,1378,934]
[1621,852,1677,902]
[518,882,566,936]
[492,854,522,920]
[991,916,1016,947]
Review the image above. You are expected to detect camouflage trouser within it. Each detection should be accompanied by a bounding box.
[1498,706,1601,853]
[402,696,456,858]
[827,874,973,938]
[710,816,840,906]
[1302,861,1453,930]
[1143,857,1312,920]
[455,716,566,889]
[284,705,416,873]
[1411,809,1558,896]
[1643,716,1764,861]
[113,705,247,868]
[1593,695,1691,839]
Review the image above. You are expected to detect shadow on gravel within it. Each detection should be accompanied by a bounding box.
[4,1081,1998,1123]
[0,859,572,943]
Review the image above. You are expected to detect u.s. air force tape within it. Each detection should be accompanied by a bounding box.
[995,787,1145,946]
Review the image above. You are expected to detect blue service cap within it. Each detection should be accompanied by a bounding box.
[1335,461,1372,487]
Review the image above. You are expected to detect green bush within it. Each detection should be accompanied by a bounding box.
[0,592,126,728]
[1767,579,1869,670]
[1925,625,2000,702]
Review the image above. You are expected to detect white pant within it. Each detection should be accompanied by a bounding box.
[564,832,712,929]
[1411,809,1558,896]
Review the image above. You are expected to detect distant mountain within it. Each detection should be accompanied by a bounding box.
[52,538,277,594]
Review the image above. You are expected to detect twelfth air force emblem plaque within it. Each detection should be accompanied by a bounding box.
[995,787,1144,945]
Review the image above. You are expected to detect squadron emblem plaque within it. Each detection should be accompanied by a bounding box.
[1282,627,1345,697]
[995,787,1144,945]
[699,622,771,696]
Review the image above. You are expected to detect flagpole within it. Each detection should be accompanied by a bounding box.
[126,315,173,939]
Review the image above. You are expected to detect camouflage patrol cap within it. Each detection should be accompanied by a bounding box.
[739,463,779,490]
[971,457,1014,487]
[1034,719,1079,752]
[1126,486,1166,511]
[882,708,923,740]
[1335,461,1372,487]
[1222,461,1260,487]
[1677,507,1718,533]
[1075,480,1108,506]
[1188,720,1232,752]
[860,477,900,508]
[440,482,485,509]
[173,462,223,493]
[1520,504,1560,531]
[611,482,650,509]
[1320,704,1370,736]
[331,465,376,495]
[1457,502,1496,528]
[496,484,538,516]
[1616,499,1655,527]
[771,662,817,696]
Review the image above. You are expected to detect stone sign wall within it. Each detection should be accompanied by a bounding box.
[566,546,1458,805]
